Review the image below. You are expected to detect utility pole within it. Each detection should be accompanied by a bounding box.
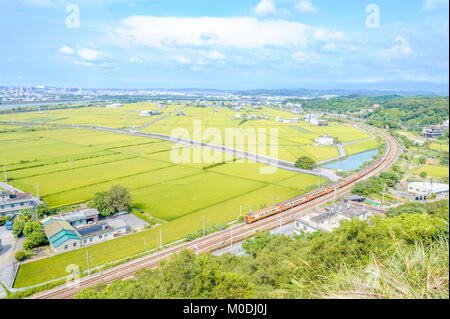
[3,166,7,183]
[382,183,386,206]
[194,243,199,257]
[230,227,233,248]
[159,230,162,249]
[87,250,90,276]
[279,216,282,235]
[203,216,205,237]
[36,185,39,200]
[144,239,147,251]
[239,205,242,217]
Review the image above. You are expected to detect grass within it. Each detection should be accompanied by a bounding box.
[344,139,379,156]
[413,164,449,177]
[319,237,449,299]
[429,142,449,152]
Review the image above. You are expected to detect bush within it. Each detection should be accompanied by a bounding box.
[15,251,26,262]
[295,156,316,169]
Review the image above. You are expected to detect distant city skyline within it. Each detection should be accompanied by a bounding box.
[0,0,448,91]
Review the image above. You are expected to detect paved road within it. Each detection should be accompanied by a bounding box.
[134,107,185,131]
[0,226,23,297]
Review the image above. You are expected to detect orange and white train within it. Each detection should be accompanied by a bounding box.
[244,151,388,224]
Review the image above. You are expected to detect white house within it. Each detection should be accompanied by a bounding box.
[408,182,449,200]
[315,134,335,146]
[106,103,123,108]
[283,117,299,124]
[275,116,283,122]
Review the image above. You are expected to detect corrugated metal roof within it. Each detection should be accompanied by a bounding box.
[43,218,76,239]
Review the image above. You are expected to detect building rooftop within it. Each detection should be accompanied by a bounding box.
[43,218,76,239]
[59,208,99,222]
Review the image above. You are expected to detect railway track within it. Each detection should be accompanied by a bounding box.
[29,124,399,299]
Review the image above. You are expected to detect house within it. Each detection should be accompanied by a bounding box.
[442,120,449,130]
[408,182,449,200]
[347,195,365,203]
[77,219,127,247]
[247,114,257,120]
[0,190,41,217]
[235,113,241,119]
[140,110,162,116]
[106,103,123,109]
[42,217,128,254]
[275,116,283,122]
[317,119,328,126]
[177,111,185,116]
[42,217,81,254]
[422,125,444,139]
[58,208,99,228]
[294,200,375,234]
[315,134,335,146]
[282,117,299,124]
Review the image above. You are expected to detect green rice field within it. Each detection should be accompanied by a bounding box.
[0,102,376,288]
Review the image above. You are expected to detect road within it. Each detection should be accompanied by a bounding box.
[28,123,399,299]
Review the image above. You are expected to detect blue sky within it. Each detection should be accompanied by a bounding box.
[0,0,448,91]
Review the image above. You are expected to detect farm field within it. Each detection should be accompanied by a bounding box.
[0,102,182,129]
[141,105,369,163]
[429,142,449,152]
[3,122,328,287]
[344,138,379,156]
[413,164,449,177]
[1,104,377,288]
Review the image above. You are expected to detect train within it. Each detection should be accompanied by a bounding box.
[244,145,389,224]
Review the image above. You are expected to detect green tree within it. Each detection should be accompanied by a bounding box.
[35,203,53,219]
[104,185,132,214]
[12,215,29,238]
[242,231,278,258]
[89,191,113,217]
[295,156,316,169]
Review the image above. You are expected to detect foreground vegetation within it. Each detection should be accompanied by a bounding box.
[73,200,449,299]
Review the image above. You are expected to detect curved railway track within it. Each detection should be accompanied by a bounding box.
[29,124,400,299]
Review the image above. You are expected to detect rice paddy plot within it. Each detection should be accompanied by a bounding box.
[344,139,379,156]
[413,164,449,177]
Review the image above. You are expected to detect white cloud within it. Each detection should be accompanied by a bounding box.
[381,36,414,59]
[108,16,343,50]
[202,50,226,60]
[78,48,111,61]
[422,0,448,11]
[322,43,336,52]
[292,50,310,62]
[22,0,53,7]
[170,56,191,64]
[254,0,277,16]
[314,28,343,41]
[73,60,94,67]
[59,46,74,55]
[295,1,319,13]
[130,56,144,63]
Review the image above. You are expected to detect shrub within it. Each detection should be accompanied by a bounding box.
[15,251,26,262]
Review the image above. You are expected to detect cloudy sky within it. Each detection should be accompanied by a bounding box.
[0,0,448,90]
